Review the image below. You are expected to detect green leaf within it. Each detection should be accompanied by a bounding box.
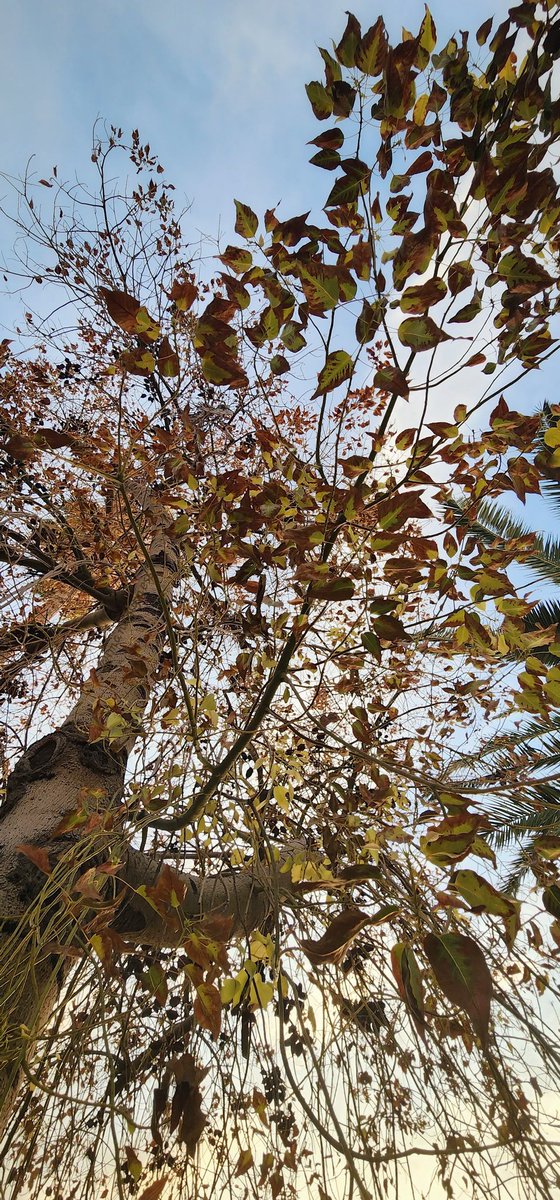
[533,836,560,861]
[476,17,493,45]
[331,81,357,119]
[308,127,344,150]
[373,615,410,642]
[300,266,340,314]
[420,811,487,867]
[219,245,253,273]
[418,6,437,54]
[400,278,447,313]
[144,963,168,1007]
[125,1147,143,1183]
[234,200,258,239]
[450,869,521,949]
[356,299,385,344]
[200,351,248,389]
[281,321,306,352]
[335,13,362,66]
[309,147,341,171]
[313,350,353,397]
[319,46,342,85]
[370,903,400,923]
[270,354,290,376]
[310,577,355,601]
[355,17,388,75]
[361,631,382,661]
[498,250,552,296]
[448,260,474,296]
[449,288,483,323]
[543,884,560,919]
[424,932,492,1046]
[398,316,450,351]
[391,943,426,1039]
[305,81,334,121]
[325,160,371,208]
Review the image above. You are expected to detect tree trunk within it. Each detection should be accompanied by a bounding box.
[0,497,299,1128]
[0,502,184,1120]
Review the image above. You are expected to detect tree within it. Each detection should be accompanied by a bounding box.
[446,408,560,886]
[1,6,560,1199]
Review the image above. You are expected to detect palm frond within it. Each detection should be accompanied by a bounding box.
[449,712,560,778]
[537,404,560,517]
[524,598,560,632]
[445,496,533,545]
[541,476,560,518]
[488,790,560,838]
[503,848,534,895]
[523,598,560,664]
[445,497,560,588]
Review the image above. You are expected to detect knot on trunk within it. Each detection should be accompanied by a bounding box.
[2,733,68,819]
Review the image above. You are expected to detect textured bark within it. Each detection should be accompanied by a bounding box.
[115,845,297,944]
[0,491,303,1127]
[0,501,182,1120]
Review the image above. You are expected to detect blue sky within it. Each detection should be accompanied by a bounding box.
[1,0,552,530]
[2,0,512,245]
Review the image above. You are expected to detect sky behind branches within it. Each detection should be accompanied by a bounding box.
[1,0,552,533]
[3,0,511,246]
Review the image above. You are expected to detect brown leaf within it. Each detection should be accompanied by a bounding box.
[3,434,39,462]
[100,287,159,341]
[158,336,180,378]
[424,932,492,1047]
[138,1179,168,1200]
[99,287,141,332]
[194,982,222,1040]
[169,1053,207,1155]
[299,908,372,965]
[16,843,51,875]
[169,278,198,311]
[373,364,409,398]
[150,1082,169,1147]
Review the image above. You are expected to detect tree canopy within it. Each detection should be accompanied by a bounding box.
[1,4,560,1199]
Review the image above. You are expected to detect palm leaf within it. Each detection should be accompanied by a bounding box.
[537,403,560,518]
[445,497,560,589]
[523,598,560,664]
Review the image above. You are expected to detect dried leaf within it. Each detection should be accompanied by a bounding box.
[194,982,222,1040]
[138,1179,168,1200]
[300,908,372,965]
[16,843,51,875]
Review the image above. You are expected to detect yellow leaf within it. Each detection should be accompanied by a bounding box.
[89,934,105,960]
[249,975,274,1009]
[413,94,429,125]
[273,784,290,813]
